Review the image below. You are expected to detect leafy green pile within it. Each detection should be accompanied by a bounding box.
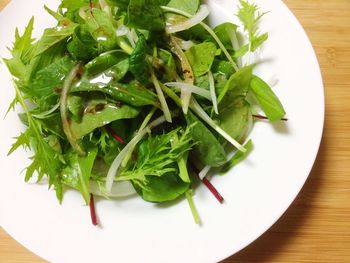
[4,0,285,223]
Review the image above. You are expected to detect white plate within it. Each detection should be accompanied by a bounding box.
[0,0,324,262]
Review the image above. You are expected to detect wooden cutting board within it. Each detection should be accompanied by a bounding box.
[1,0,349,262]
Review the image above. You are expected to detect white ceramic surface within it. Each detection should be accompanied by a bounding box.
[0,0,324,262]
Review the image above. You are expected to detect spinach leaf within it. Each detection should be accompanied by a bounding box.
[220,139,253,174]
[106,0,129,12]
[67,25,99,62]
[118,127,193,202]
[85,50,129,76]
[72,80,158,107]
[212,60,235,78]
[185,111,226,167]
[166,0,199,25]
[209,22,238,50]
[134,172,190,202]
[33,21,78,57]
[185,42,217,78]
[217,65,253,105]
[30,56,75,109]
[70,103,140,138]
[249,75,286,121]
[167,0,199,14]
[60,0,95,12]
[127,0,165,31]
[218,96,252,141]
[85,9,118,50]
[62,148,98,204]
[129,35,150,84]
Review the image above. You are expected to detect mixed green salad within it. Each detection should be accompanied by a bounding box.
[4,0,286,225]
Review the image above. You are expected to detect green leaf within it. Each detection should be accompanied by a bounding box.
[8,132,31,156]
[62,148,98,204]
[185,42,217,77]
[134,172,190,202]
[85,8,118,50]
[3,17,35,79]
[44,5,65,22]
[118,127,193,202]
[237,0,266,41]
[24,41,67,85]
[220,139,253,174]
[29,57,75,108]
[185,111,226,167]
[60,0,94,12]
[32,21,78,58]
[85,50,129,76]
[129,35,151,84]
[73,80,158,107]
[167,0,199,14]
[67,25,99,62]
[166,0,199,25]
[209,22,238,50]
[217,65,253,105]
[70,103,140,138]
[127,0,165,31]
[218,96,252,142]
[234,33,268,58]
[249,75,286,121]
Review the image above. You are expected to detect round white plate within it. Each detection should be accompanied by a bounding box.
[0,0,324,262]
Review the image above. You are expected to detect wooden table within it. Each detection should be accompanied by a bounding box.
[1,0,349,262]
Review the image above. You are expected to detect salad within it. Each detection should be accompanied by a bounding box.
[4,0,286,225]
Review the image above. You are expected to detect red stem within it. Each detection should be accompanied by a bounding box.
[253,114,288,121]
[202,177,224,204]
[89,194,98,226]
[106,126,125,144]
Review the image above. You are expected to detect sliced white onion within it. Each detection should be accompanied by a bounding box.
[226,27,241,68]
[166,5,210,34]
[116,25,129,37]
[189,98,246,152]
[130,29,139,47]
[162,5,239,71]
[179,40,195,50]
[79,6,89,20]
[105,115,168,193]
[199,165,211,180]
[169,36,194,114]
[116,25,136,48]
[90,180,136,198]
[99,0,108,9]
[151,74,172,123]
[208,71,219,114]
[105,128,149,192]
[60,64,86,156]
[32,103,60,119]
[164,82,212,101]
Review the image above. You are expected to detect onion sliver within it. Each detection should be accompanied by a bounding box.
[60,64,86,156]
[208,71,219,114]
[166,5,210,34]
[164,82,212,101]
[190,98,246,152]
[199,165,211,180]
[105,115,168,193]
[90,181,136,198]
[152,73,172,123]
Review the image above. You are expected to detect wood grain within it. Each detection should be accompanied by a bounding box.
[1,0,350,262]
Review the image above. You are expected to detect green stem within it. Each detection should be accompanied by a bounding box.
[185,190,201,225]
